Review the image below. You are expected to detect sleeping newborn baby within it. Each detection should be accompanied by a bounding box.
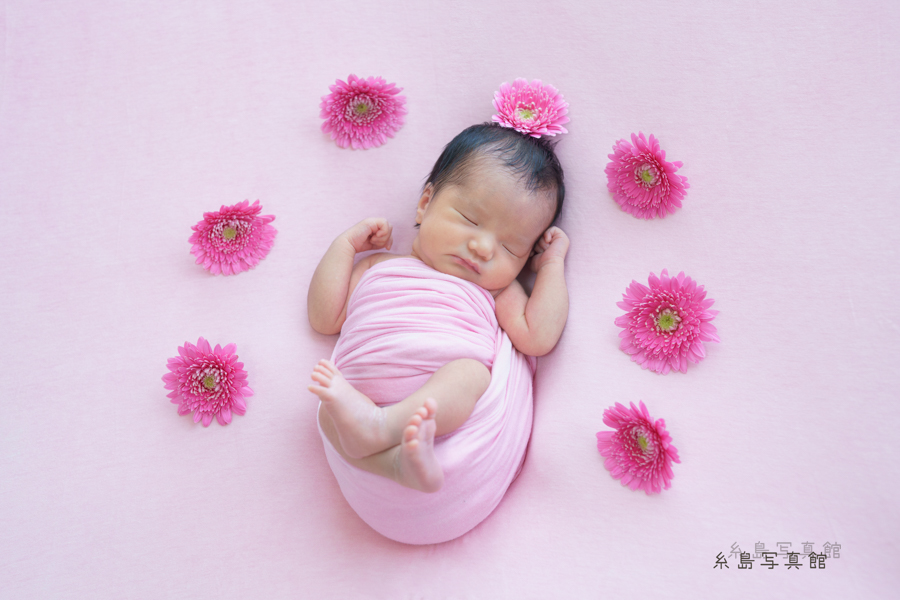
[307,123,569,544]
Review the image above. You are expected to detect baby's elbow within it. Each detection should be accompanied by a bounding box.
[308,313,342,336]
[523,340,555,357]
[311,323,338,336]
[510,331,557,357]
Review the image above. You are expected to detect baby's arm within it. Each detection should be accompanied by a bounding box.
[307,218,393,335]
[495,227,569,357]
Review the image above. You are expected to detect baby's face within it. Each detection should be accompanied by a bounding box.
[411,160,555,295]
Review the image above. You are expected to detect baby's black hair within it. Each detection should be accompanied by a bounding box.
[423,122,565,225]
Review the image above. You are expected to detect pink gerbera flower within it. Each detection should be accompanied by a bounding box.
[319,74,407,149]
[189,200,277,275]
[162,337,252,427]
[492,78,569,138]
[605,132,689,219]
[596,401,680,495]
[615,269,719,374]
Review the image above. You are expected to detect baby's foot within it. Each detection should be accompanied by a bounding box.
[308,359,392,459]
[396,398,444,493]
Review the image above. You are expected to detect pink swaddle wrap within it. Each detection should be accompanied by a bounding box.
[317,257,536,545]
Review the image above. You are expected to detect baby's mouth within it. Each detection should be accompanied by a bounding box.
[453,256,480,274]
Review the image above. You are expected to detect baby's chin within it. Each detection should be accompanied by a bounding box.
[462,274,509,298]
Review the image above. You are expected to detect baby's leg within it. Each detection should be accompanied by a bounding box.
[319,399,444,492]
[308,358,490,459]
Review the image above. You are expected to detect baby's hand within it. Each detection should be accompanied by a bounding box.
[530,226,569,273]
[344,218,393,254]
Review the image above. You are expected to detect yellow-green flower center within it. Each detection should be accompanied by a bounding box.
[516,107,535,120]
[657,308,681,332]
[639,163,660,185]
[658,313,676,330]
[202,375,216,390]
[222,226,237,241]
[354,103,370,116]
[637,433,649,453]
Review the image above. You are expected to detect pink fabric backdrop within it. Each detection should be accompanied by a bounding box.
[1,0,897,597]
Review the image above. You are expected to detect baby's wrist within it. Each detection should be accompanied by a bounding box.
[536,256,566,272]
[337,232,363,256]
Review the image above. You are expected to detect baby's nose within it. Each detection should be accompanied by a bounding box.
[468,237,493,260]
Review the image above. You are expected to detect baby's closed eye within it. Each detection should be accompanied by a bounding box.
[456,210,477,225]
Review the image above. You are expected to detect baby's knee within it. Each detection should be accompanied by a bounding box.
[452,358,491,391]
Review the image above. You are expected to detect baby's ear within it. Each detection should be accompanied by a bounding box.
[415,184,435,224]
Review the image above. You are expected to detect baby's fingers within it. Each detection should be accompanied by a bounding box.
[371,222,393,250]
[535,228,558,250]
[370,219,390,236]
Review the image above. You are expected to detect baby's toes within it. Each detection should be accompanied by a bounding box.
[422,398,438,418]
[408,413,423,427]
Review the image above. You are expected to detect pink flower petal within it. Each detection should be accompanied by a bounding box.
[217,407,232,426]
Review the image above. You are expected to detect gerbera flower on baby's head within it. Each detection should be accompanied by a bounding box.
[189,200,277,276]
[596,401,680,495]
[615,269,719,374]
[605,132,689,219]
[492,78,569,138]
[162,337,252,427]
[319,74,407,149]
